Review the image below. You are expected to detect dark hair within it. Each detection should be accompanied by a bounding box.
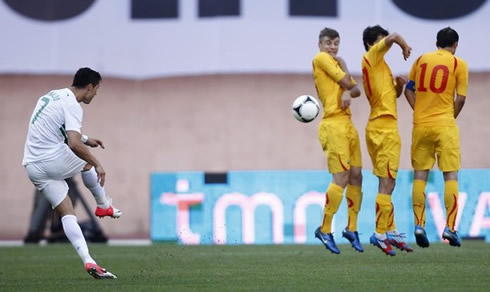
[72,67,102,88]
[436,27,459,48]
[319,27,339,42]
[362,25,389,51]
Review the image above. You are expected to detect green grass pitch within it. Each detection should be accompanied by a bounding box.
[1,242,489,291]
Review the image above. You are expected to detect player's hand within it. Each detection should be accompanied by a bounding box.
[95,165,106,187]
[402,46,412,60]
[86,137,105,149]
[396,75,408,86]
[341,94,351,110]
[350,86,361,98]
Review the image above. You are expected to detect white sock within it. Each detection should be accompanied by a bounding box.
[375,232,387,240]
[61,215,96,265]
[82,167,110,208]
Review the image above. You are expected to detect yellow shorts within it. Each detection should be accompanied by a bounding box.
[365,121,401,179]
[411,125,460,172]
[318,117,362,174]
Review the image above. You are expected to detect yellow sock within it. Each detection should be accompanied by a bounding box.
[320,183,344,234]
[346,184,362,232]
[375,193,392,234]
[387,202,396,231]
[444,180,459,232]
[412,180,427,227]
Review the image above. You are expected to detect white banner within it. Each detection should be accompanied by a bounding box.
[1,0,489,78]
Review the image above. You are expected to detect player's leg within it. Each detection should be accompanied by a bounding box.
[315,120,348,254]
[379,177,396,234]
[380,179,413,251]
[342,123,364,252]
[438,125,461,247]
[314,170,347,254]
[441,171,461,247]
[412,170,430,247]
[81,164,122,218]
[411,126,436,248]
[342,166,363,252]
[365,125,398,255]
[43,181,117,279]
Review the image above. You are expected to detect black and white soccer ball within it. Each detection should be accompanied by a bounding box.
[292,95,320,123]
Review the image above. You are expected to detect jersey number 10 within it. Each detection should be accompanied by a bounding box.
[417,63,449,94]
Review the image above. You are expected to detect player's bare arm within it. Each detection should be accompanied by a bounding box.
[385,33,412,60]
[67,130,106,186]
[404,87,416,110]
[334,56,361,98]
[454,95,466,118]
[395,75,408,98]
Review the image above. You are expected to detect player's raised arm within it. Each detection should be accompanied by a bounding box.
[385,32,412,60]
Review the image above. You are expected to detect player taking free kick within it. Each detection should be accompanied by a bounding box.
[22,67,121,279]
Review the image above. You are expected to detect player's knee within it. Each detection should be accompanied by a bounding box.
[350,172,362,185]
[443,171,458,181]
[379,178,396,194]
[332,171,349,188]
[348,167,362,185]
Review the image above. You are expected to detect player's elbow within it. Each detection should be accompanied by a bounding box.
[385,32,400,46]
[338,76,352,89]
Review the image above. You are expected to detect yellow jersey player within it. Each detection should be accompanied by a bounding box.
[405,27,468,248]
[312,27,364,254]
[361,25,413,256]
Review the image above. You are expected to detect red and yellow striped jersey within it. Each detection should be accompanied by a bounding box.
[408,49,468,125]
[312,52,355,119]
[361,38,398,121]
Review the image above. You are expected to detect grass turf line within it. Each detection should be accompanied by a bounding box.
[0,242,488,291]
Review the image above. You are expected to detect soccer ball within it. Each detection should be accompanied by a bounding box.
[292,95,320,123]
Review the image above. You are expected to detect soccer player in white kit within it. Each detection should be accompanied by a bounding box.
[22,67,121,279]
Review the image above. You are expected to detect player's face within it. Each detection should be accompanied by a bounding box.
[82,84,100,104]
[319,36,340,57]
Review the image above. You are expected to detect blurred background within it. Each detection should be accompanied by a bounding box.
[1,0,489,243]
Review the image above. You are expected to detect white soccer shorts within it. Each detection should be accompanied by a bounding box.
[25,145,86,208]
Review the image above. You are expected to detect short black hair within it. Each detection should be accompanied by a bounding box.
[72,67,102,88]
[436,27,459,48]
[363,25,389,51]
[319,27,339,42]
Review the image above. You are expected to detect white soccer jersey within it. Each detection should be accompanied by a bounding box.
[22,88,83,165]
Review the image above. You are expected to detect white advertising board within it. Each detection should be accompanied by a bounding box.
[0,0,488,78]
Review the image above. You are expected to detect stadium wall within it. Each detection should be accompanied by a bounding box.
[1,73,489,239]
[2,0,490,240]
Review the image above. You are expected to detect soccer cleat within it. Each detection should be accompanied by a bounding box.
[342,228,364,252]
[386,231,413,252]
[85,263,117,279]
[95,205,122,219]
[414,225,430,248]
[442,227,461,247]
[369,233,395,256]
[314,227,340,254]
